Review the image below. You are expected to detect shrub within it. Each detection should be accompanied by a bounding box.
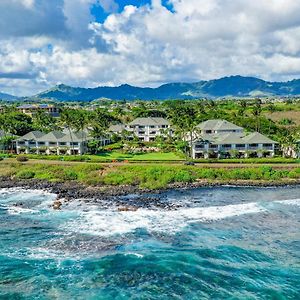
[62,170,78,181]
[16,156,28,162]
[288,171,300,179]
[16,170,35,179]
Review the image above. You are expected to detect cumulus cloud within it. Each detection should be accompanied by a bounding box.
[0,0,300,95]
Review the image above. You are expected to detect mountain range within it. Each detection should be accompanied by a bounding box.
[0,92,18,101]
[2,76,300,101]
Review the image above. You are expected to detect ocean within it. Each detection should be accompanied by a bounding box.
[0,186,299,299]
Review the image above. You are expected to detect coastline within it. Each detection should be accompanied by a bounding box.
[1,177,300,205]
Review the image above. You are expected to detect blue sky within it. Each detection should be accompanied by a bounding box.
[91,1,173,23]
[0,0,300,96]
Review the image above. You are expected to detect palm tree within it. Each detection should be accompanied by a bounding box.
[251,99,262,132]
[73,110,89,155]
[33,109,57,132]
[60,109,77,154]
[238,100,247,116]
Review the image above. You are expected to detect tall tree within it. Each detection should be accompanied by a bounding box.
[60,109,78,153]
[252,99,262,132]
[32,109,57,132]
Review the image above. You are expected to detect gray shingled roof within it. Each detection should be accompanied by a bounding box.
[196,119,243,131]
[128,117,170,126]
[16,130,91,143]
[242,132,278,144]
[194,131,277,145]
[16,131,44,141]
[59,131,91,143]
[109,124,125,132]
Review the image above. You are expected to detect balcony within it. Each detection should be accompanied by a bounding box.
[220,146,232,151]
[262,146,273,150]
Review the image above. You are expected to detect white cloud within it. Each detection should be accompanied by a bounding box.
[1,0,300,95]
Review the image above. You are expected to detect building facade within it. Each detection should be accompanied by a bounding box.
[15,130,110,155]
[109,117,173,142]
[17,104,60,117]
[192,120,278,159]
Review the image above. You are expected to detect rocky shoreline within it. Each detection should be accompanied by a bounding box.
[1,177,300,210]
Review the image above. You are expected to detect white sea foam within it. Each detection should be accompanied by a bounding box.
[7,206,38,215]
[63,202,266,237]
[275,198,300,206]
[0,188,57,213]
[124,252,144,258]
[0,187,56,197]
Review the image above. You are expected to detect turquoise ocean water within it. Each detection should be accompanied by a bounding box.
[0,186,299,299]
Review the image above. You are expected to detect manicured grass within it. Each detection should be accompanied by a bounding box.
[1,151,184,162]
[95,151,183,161]
[1,152,299,164]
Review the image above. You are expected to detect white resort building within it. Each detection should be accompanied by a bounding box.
[109,117,173,142]
[192,120,278,159]
[15,130,110,155]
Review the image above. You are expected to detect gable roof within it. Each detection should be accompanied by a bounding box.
[193,131,278,145]
[59,131,91,143]
[128,117,170,126]
[196,119,243,131]
[214,132,245,144]
[16,131,45,141]
[242,132,278,144]
[109,124,125,132]
[16,130,92,143]
[40,131,65,142]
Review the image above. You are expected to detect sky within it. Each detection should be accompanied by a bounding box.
[1,0,300,96]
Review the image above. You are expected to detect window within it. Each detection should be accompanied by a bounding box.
[49,142,57,146]
[150,125,156,128]
[71,142,79,146]
[263,143,273,147]
[18,141,25,145]
[195,144,205,149]
[138,126,145,129]
[221,144,232,149]
[150,131,157,134]
[236,144,245,148]
[205,130,212,134]
[209,144,218,149]
[38,142,45,146]
[59,142,66,146]
[138,131,145,135]
[249,143,258,148]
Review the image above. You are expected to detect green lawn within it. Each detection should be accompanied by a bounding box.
[3,151,184,162]
[95,151,183,161]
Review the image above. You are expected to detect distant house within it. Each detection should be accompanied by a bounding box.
[15,130,110,155]
[17,104,60,117]
[192,119,278,159]
[109,117,173,142]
